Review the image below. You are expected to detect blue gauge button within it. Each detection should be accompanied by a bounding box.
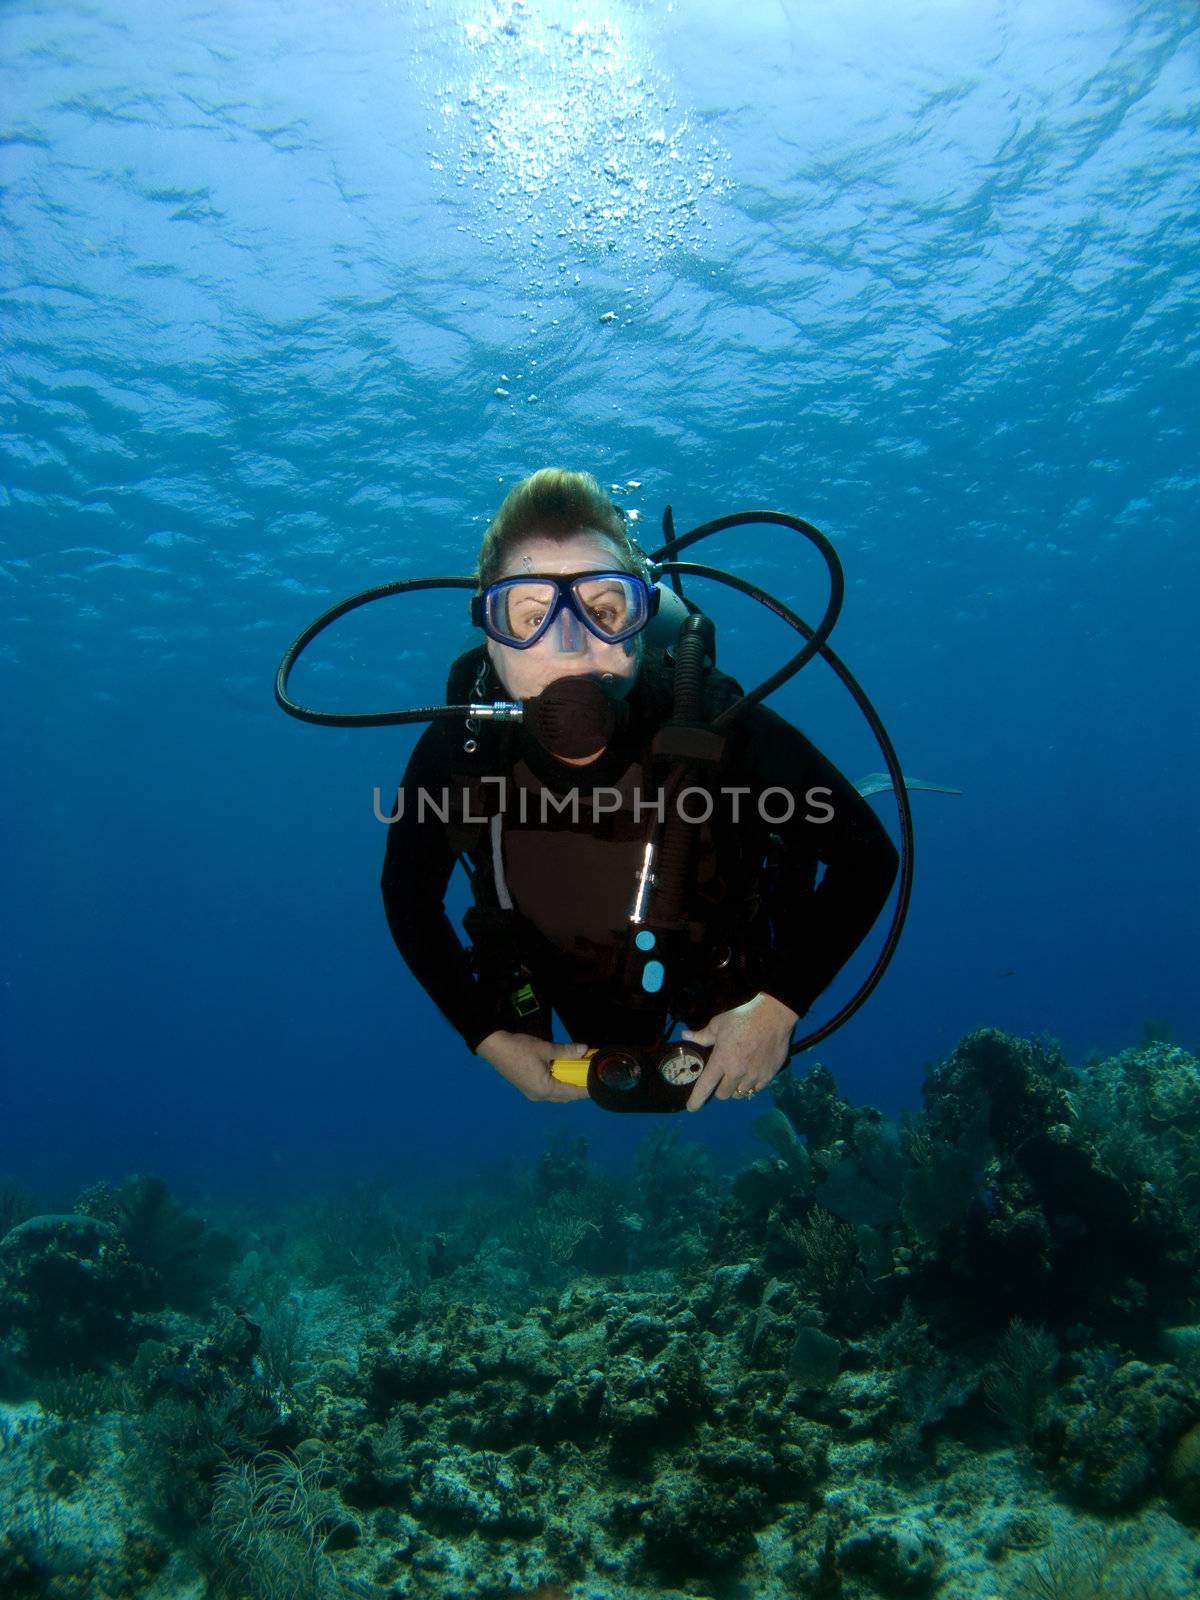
[641,959,665,993]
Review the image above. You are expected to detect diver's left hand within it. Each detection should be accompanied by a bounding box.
[681,993,798,1112]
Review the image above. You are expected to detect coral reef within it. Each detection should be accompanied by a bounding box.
[2,1031,1200,1597]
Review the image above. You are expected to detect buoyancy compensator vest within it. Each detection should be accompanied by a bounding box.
[441,642,777,1033]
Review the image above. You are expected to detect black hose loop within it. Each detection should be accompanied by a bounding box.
[646,509,911,1059]
[274,576,477,727]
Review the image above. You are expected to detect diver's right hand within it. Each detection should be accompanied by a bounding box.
[475,1030,591,1103]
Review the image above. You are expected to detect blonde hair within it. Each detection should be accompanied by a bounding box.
[477,468,647,587]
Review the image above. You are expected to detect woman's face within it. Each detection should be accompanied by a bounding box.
[484,529,645,702]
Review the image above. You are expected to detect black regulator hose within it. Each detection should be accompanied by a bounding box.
[274,576,493,727]
[786,633,914,1056]
[648,508,913,1057]
[670,611,714,724]
[754,596,914,1059]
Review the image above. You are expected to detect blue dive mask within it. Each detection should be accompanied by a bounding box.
[470,570,659,654]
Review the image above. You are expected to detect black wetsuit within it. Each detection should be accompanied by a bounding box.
[380,656,898,1054]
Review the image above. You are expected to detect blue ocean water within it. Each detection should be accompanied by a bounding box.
[1,0,1198,1201]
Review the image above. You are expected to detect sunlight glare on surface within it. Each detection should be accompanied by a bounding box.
[429,0,732,259]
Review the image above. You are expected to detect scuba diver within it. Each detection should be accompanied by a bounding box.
[276,468,951,1113]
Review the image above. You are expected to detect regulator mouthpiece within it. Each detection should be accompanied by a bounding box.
[524,675,619,759]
